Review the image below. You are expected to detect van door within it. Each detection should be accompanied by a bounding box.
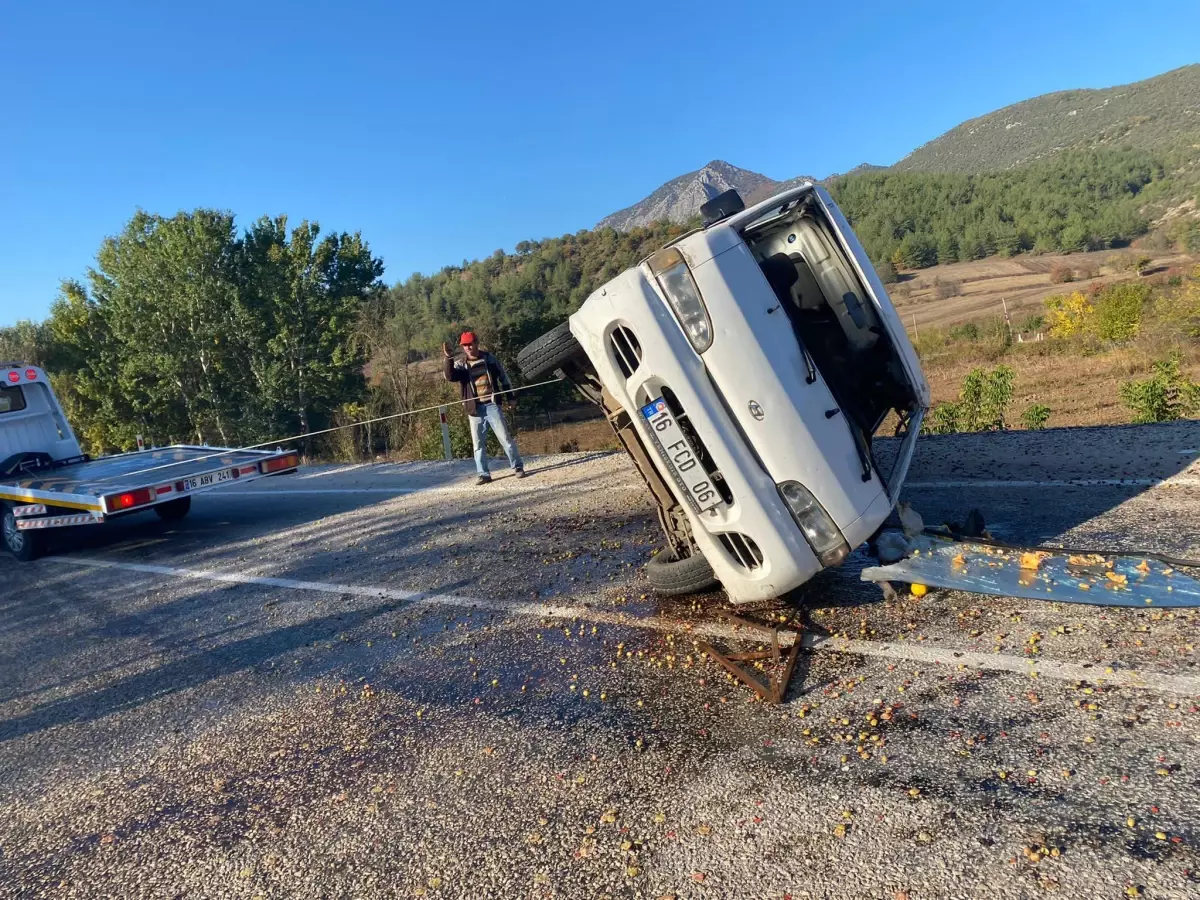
[811,186,931,407]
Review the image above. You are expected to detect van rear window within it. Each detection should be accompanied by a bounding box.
[0,385,27,414]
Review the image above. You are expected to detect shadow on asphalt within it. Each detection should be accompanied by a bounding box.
[0,594,415,744]
[4,424,1199,749]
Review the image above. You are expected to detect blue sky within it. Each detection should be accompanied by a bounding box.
[2,0,1198,326]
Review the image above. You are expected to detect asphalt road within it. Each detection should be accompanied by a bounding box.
[2,422,1200,900]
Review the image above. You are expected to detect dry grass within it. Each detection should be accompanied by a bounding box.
[924,344,1200,428]
[893,249,1196,331]
[512,419,619,454]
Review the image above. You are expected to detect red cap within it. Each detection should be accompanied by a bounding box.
[459,331,477,346]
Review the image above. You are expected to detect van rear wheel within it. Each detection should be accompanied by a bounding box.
[645,545,718,596]
[2,503,43,562]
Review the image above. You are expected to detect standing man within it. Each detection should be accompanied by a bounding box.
[443,331,526,485]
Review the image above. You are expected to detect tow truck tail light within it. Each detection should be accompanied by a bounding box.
[25,369,37,380]
[260,452,299,474]
[105,487,155,511]
[6,371,18,384]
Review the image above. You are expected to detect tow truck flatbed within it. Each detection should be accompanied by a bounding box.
[0,445,299,514]
[1,362,299,560]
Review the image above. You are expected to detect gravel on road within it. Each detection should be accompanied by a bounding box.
[2,422,1200,900]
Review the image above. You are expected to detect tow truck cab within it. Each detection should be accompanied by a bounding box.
[0,364,84,471]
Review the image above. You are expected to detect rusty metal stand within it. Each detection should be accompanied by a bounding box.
[698,604,805,704]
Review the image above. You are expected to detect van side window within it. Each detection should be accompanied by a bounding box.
[0,385,27,414]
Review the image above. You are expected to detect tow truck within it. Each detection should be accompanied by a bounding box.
[0,363,299,561]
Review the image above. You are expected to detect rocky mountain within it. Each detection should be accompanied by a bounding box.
[597,161,787,231]
[893,64,1200,173]
[595,66,1200,233]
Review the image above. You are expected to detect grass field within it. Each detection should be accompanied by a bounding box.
[892,247,1195,331]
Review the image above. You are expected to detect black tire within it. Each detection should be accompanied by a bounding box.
[645,545,718,596]
[2,503,43,562]
[155,497,192,522]
[517,322,583,381]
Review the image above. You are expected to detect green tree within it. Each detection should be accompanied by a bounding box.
[89,210,243,445]
[894,232,938,269]
[238,216,384,444]
[1091,282,1148,342]
[0,320,51,367]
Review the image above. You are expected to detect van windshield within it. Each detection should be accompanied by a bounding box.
[743,209,914,437]
[0,385,27,414]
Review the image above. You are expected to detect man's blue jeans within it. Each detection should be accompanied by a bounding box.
[468,402,523,477]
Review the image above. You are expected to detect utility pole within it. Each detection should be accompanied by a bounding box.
[439,406,453,460]
[1001,298,1013,341]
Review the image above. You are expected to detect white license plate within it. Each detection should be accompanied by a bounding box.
[182,468,234,491]
[640,398,721,513]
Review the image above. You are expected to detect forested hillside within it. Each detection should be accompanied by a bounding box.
[829,150,1168,272]
[894,64,1200,173]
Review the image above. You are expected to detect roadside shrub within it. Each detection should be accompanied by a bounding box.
[1126,254,1153,274]
[416,407,498,460]
[948,322,979,342]
[1091,282,1149,343]
[933,278,960,300]
[1119,352,1200,423]
[1049,263,1074,284]
[1045,291,1094,339]
[925,364,1016,434]
[876,259,899,284]
[1021,403,1051,430]
[925,402,961,435]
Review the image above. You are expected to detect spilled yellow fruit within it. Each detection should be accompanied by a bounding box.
[910,583,927,598]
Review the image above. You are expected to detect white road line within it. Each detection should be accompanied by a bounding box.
[907,477,1200,490]
[296,463,375,479]
[218,476,1200,498]
[218,488,423,496]
[50,556,1200,697]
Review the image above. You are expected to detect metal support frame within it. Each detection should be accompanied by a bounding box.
[699,605,805,704]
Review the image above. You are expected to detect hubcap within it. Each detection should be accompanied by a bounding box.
[2,511,24,552]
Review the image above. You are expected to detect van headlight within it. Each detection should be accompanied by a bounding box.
[647,248,712,352]
[778,481,850,567]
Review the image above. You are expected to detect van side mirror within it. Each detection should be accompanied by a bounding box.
[700,189,745,226]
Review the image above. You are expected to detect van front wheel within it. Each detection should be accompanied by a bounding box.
[645,545,718,596]
[517,322,584,381]
[2,503,43,562]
